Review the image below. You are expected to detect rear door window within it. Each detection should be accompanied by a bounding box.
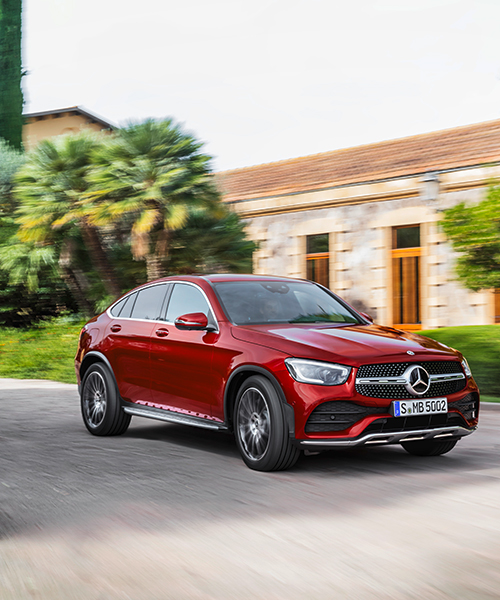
[130,284,168,321]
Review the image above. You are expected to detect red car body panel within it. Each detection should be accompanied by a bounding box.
[75,274,479,444]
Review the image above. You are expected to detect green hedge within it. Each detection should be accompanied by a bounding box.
[421,325,500,399]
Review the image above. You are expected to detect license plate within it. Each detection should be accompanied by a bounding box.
[391,398,448,417]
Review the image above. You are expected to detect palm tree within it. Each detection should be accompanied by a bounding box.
[87,118,221,281]
[14,131,122,299]
[168,209,257,275]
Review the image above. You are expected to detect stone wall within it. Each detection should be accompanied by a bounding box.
[234,167,497,329]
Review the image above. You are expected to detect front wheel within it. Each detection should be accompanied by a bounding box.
[234,375,300,471]
[81,363,131,436]
[401,438,458,456]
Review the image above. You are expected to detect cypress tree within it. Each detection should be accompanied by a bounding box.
[0,0,24,149]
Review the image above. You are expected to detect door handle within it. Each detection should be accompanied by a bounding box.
[110,324,121,332]
[155,328,169,337]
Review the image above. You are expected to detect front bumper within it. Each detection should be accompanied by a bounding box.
[296,423,476,450]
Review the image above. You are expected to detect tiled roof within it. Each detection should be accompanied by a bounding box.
[216,118,500,203]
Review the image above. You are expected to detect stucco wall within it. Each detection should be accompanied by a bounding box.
[23,114,105,150]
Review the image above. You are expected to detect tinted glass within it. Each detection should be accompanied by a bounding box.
[306,233,329,254]
[165,283,211,322]
[395,226,420,249]
[215,281,360,325]
[120,293,137,319]
[110,295,128,317]
[130,285,167,320]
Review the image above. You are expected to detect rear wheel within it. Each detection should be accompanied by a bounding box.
[234,375,300,471]
[81,363,131,436]
[401,438,457,456]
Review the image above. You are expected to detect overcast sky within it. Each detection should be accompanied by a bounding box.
[23,0,500,172]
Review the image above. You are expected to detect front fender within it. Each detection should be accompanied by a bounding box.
[223,365,295,436]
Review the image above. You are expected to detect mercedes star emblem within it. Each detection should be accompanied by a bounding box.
[403,365,431,396]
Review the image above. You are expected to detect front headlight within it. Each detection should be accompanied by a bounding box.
[461,358,472,378]
[285,358,351,386]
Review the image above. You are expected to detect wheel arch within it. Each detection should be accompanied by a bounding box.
[79,351,118,393]
[224,366,295,437]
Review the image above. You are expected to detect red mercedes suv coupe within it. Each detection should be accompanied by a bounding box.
[75,274,479,471]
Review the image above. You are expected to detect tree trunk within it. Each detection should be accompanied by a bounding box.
[145,253,164,281]
[146,228,169,280]
[58,240,94,316]
[80,220,122,299]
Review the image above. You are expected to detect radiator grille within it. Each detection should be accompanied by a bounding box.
[357,361,462,378]
[356,361,465,399]
[356,379,466,399]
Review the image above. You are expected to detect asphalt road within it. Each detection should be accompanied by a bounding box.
[1,379,500,600]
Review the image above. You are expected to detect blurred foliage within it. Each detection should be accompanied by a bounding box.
[14,131,122,301]
[87,118,222,281]
[441,185,500,290]
[0,0,24,149]
[0,139,75,327]
[0,137,24,209]
[0,120,255,327]
[169,210,256,275]
[421,325,500,398]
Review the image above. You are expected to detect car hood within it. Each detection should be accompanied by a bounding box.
[231,322,462,367]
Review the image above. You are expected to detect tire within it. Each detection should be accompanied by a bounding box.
[80,363,131,436]
[234,375,300,471]
[401,438,458,456]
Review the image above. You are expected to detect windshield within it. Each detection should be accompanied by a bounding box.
[214,281,361,325]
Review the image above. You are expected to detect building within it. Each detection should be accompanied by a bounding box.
[23,106,115,150]
[216,119,500,330]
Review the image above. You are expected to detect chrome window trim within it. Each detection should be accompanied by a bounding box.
[107,282,167,321]
[106,281,219,333]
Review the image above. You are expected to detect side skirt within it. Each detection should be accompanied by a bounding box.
[122,402,228,431]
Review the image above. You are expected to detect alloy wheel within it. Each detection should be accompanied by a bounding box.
[82,371,107,429]
[237,387,271,460]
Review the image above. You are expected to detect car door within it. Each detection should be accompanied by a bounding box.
[105,283,169,403]
[149,282,219,418]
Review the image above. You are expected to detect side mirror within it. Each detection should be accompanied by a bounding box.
[360,312,373,323]
[174,312,215,331]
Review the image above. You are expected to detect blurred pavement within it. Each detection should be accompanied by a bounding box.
[1,379,499,600]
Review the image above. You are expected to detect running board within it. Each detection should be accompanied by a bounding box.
[122,403,228,431]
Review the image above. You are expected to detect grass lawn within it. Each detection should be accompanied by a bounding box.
[0,319,86,384]
[0,320,498,401]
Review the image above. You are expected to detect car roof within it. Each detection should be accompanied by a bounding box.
[144,273,310,285]
[202,274,307,283]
